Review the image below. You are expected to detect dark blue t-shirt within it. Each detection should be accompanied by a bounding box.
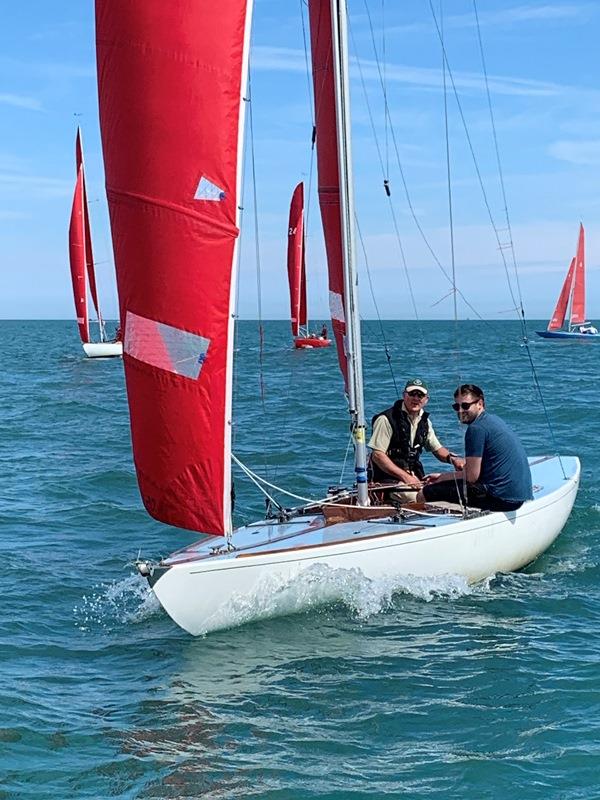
[465,412,533,503]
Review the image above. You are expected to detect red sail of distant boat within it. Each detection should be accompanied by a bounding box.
[548,257,575,330]
[287,182,307,337]
[96,0,252,535]
[570,223,585,325]
[547,223,586,331]
[308,0,349,390]
[75,128,102,325]
[69,167,90,344]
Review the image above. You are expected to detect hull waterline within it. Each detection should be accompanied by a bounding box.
[82,341,123,358]
[536,330,600,341]
[141,456,580,636]
[294,336,332,349]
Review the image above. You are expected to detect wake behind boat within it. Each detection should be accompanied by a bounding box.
[536,224,599,341]
[95,0,579,636]
[68,128,122,359]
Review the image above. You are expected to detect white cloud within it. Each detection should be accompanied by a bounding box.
[548,139,600,165]
[252,46,580,100]
[0,173,71,198]
[0,93,42,111]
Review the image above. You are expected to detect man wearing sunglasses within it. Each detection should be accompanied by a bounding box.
[418,383,532,511]
[368,378,464,501]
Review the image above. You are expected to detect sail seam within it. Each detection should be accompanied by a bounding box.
[105,188,240,238]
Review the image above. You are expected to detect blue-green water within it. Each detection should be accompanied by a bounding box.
[1,319,598,799]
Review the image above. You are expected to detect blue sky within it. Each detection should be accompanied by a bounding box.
[1,1,599,321]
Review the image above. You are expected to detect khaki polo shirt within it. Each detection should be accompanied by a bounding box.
[368,403,442,454]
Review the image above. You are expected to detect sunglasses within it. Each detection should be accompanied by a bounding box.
[406,390,427,398]
[452,400,479,411]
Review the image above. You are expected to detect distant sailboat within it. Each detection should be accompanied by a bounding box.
[536,224,599,340]
[68,128,122,358]
[287,182,331,349]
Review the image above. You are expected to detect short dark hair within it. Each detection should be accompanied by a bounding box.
[454,384,485,403]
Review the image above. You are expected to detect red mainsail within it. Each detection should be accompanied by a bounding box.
[570,223,585,325]
[69,167,90,344]
[287,182,307,336]
[96,0,252,535]
[75,128,102,325]
[308,0,349,391]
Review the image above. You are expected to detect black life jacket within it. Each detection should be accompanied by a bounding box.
[369,400,429,482]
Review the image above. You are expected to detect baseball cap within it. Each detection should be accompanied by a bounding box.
[404,378,428,394]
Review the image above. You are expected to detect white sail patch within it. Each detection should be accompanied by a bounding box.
[124,310,210,380]
[329,291,346,323]
[194,176,226,202]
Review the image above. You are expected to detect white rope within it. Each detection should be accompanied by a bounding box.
[232,453,316,503]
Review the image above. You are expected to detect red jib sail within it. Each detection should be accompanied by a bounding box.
[287,182,307,337]
[570,223,585,325]
[308,0,349,391]
[75,128,102,325]
[96,0,252,535]
[69,167,90,344]
[548,257,576,331]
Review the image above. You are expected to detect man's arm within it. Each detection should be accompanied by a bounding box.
[464,456,482,483]
[424,455,481,484]
[432,446,465,470]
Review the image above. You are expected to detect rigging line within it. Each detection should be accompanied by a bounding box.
[469,1,565,476]
[440,1,459,339]
[381,0,389,179]
[300,0,315,125]
[231,97,252,458]
[246,70,276,487]
[349,21,422,334]
[232,454,286,509]
[427,0,522,317]
[246,74,267,413]
[472,0,524,313]
[361,0,493,329]
[338,431,355,485]
[232,453,316,503]
[354,214,399,395]
[299,0,317,241]
[439,0,467,510]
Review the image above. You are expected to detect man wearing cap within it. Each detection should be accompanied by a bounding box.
[417,383,533,511]
[368,378,464,501]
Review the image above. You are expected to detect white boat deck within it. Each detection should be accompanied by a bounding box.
[162,455,578,568]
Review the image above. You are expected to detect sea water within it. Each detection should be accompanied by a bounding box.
[1,319,598,799]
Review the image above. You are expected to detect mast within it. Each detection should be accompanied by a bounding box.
[330,0,369,505]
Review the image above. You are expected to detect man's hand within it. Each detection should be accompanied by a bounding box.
[402,473,423,487]
[450,456,465,470]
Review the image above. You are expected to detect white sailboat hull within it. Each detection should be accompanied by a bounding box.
[143,456,580,636]
[82,341,123,358]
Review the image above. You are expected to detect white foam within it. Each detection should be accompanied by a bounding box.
[74,573,160,631]
[200,564,475,635]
